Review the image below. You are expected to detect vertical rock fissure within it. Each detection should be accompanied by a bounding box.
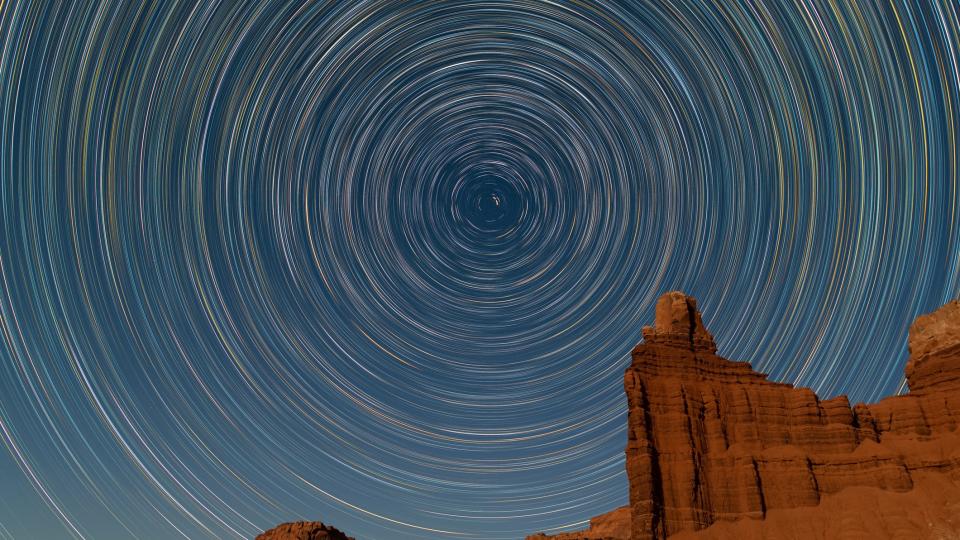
[641,384,666,540]
[752,459,767,517]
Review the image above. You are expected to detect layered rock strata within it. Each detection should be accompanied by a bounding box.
[530,292,960,540]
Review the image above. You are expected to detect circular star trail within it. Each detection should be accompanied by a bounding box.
[1,1,959,539]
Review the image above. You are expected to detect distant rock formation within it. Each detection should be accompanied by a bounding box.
[530,292,960,540]
[526,506,632,540]
[255,521,354,540]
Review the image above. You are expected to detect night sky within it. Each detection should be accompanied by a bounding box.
[1,1,959,539]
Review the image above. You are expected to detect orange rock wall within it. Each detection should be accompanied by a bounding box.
[625,294,960,539]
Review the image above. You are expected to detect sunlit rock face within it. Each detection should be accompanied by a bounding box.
[530,292,960,540]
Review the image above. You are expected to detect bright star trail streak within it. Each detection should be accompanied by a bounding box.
[1,1,959,539]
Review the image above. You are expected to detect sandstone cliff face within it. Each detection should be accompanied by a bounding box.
[531,292,960,540]
[668,469,960,540]
[255,521,354,540]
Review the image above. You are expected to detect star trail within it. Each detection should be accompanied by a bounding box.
[1,1,959,539]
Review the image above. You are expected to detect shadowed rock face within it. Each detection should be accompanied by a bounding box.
[255,521,354,540]
[530,292,960,540]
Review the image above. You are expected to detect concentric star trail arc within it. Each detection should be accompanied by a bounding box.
[0,1,958,539]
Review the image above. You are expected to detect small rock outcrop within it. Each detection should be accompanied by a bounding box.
[906,299,960,392]
[530,293,960,540]
[255,521,354,540]
[526,506,631,540]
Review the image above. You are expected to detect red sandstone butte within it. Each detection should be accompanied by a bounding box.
[529,292,960,540]
[255,520,354,540]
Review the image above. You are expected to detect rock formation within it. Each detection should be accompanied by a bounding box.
[530,292,960,540]
[255,521,354,540]
[526,506,632,540]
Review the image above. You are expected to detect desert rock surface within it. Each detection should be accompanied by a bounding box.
[530,293,960,540]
